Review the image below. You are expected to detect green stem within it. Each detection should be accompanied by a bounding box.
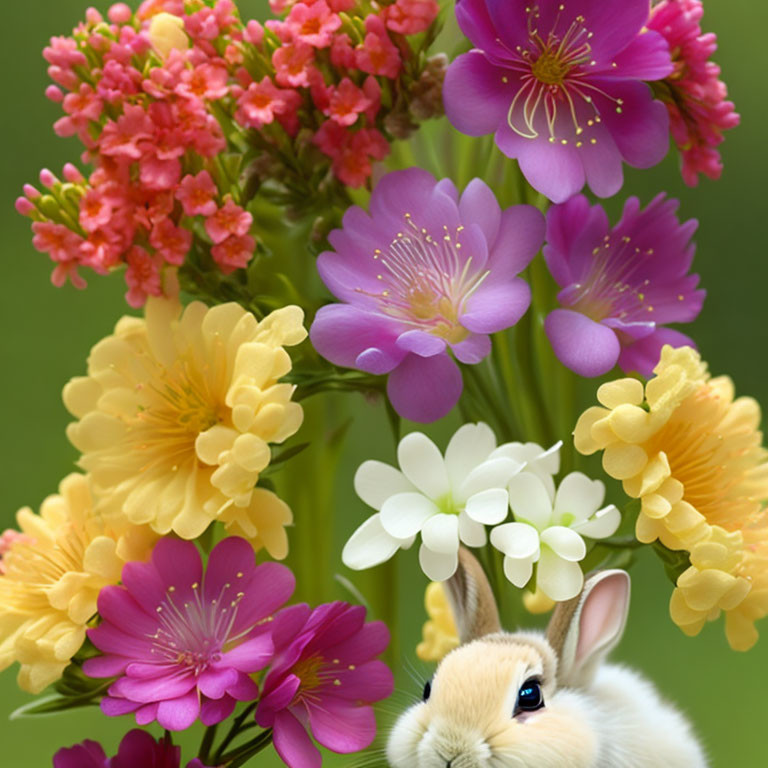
[219,729,274,766]
[199,724,218,765]
[213,703,258,763]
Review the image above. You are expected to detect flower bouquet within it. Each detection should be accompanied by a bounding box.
[2,0,764,766]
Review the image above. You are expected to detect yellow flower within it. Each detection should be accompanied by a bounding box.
[574,346,768,551]
[523,587,556,615]
[0,474,156,693]
[148,12,189,58]
[417,582,459,662]
[218,487,293,560]
[575,345,768,649]
[64,296,307,540]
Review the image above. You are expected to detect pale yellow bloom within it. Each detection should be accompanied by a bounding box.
[523,587,556,615]
[0,474,156,693]
[64,296,307,540]
[575,345,768,649]
[574,346,768,551]
[149,12,189,58]
[219,487,292,560]
[417,582,459,662]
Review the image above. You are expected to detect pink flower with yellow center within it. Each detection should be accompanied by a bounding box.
[85,537,294,731]
[310,168,545,422]
[256,601,393,768]
[444,0,674,202]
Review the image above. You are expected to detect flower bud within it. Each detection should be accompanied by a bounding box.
[149,12,189,59]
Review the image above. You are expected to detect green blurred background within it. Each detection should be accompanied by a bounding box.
[1,0,767,765]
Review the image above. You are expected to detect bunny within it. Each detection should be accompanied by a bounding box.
[387,548,708,768]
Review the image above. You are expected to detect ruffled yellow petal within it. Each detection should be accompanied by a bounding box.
[417,582,459,662]
[64,299,304,539]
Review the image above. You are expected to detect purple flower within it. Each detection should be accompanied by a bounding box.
[53,729,208,768]
[84,537,295,731]
[309,168,545,422]
[256,602,394,768]
[543,193,704,377]
[444,0,674,202]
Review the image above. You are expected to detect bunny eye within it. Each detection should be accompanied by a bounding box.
[515,678,544,715]
[423,680,432,701]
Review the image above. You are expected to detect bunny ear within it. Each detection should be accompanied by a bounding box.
[444,547,501,644]
[546,569,630,688]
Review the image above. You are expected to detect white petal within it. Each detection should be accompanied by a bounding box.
[342,515,402,570]
[503,555,535,588]
[537,548,584,601]
[421,514,460,554]
[490,522,540,559]
[536,441,562,475]
[508,472,553,529]
[465,488,509,525]
[540,526,587,562]
[380,492,439,538]
[354,460,415,510]
[445,422,497,489]
[553,471,605,523]
[458,509,487,547]
[419,544,459,582]
[397,432,450,499]
[457,457,523,501]
[490,441,531,463]
[573,505,621,539]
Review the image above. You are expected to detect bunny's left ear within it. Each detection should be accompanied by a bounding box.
[546,570,630,688]
[444,547,501,644]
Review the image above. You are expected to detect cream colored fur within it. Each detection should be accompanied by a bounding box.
[387,551,708,767]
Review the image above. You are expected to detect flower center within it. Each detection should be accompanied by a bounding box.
[532,50,570,85]
[293,654,325,693]
[151,577,249,674]
[502,3,625,143]
[354,213,489,345]
[560,233,658,323]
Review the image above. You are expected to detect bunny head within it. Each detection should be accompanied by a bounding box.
[387,548,631,768]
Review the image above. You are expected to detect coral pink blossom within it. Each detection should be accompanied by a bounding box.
[211,234,256,273]
[356,16,402,79]
[648,0,740,186]
[205,199,253,244]
[273,42,316,88]
[177,63,230,101]
[384,0,440,35]
[236,77,295,128]
[79,188,115,232]
[330,33,356,68]
[284,1,341,48]
[325,78,371,127]
[31,221,83,264]
[0,530,34,575]
[100,105,154,159]
[256,602,394,768]
[334,129,390,187]
[85,538,294,731]
[124,246,163,308]
[176,171,218,216]
[150,219,192,265]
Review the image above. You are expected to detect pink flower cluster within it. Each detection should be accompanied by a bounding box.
[19,1,442,305]
[648,0,740,185]
[257,0,440,186]
[20,2,254,306]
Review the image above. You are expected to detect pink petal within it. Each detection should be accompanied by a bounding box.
[387,353,462,423]
[545,309,621,377]
[156,689,201,731]
[307,700,377,753]
[200,695,236,726]
[222,634,275,673]
[273,710,322,768]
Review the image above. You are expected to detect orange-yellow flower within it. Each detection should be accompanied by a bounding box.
[63,294,306,540]
[575,345,768,649]
[417,582,459,662]
[0,474,156,693]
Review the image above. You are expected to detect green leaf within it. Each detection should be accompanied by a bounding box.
[652,541,692,585]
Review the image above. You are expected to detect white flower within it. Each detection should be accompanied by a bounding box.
[342,423,524,581]
[491,440,562,498]
[490,471,621,602]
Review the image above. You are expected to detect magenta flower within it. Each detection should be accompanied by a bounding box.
[309,168,545,422]
[648,0,740,186]
[84,537,295,731]
[53,729,207,768]
[444,0,673,202]
[255,602,393,768]
[544,193,704,377]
